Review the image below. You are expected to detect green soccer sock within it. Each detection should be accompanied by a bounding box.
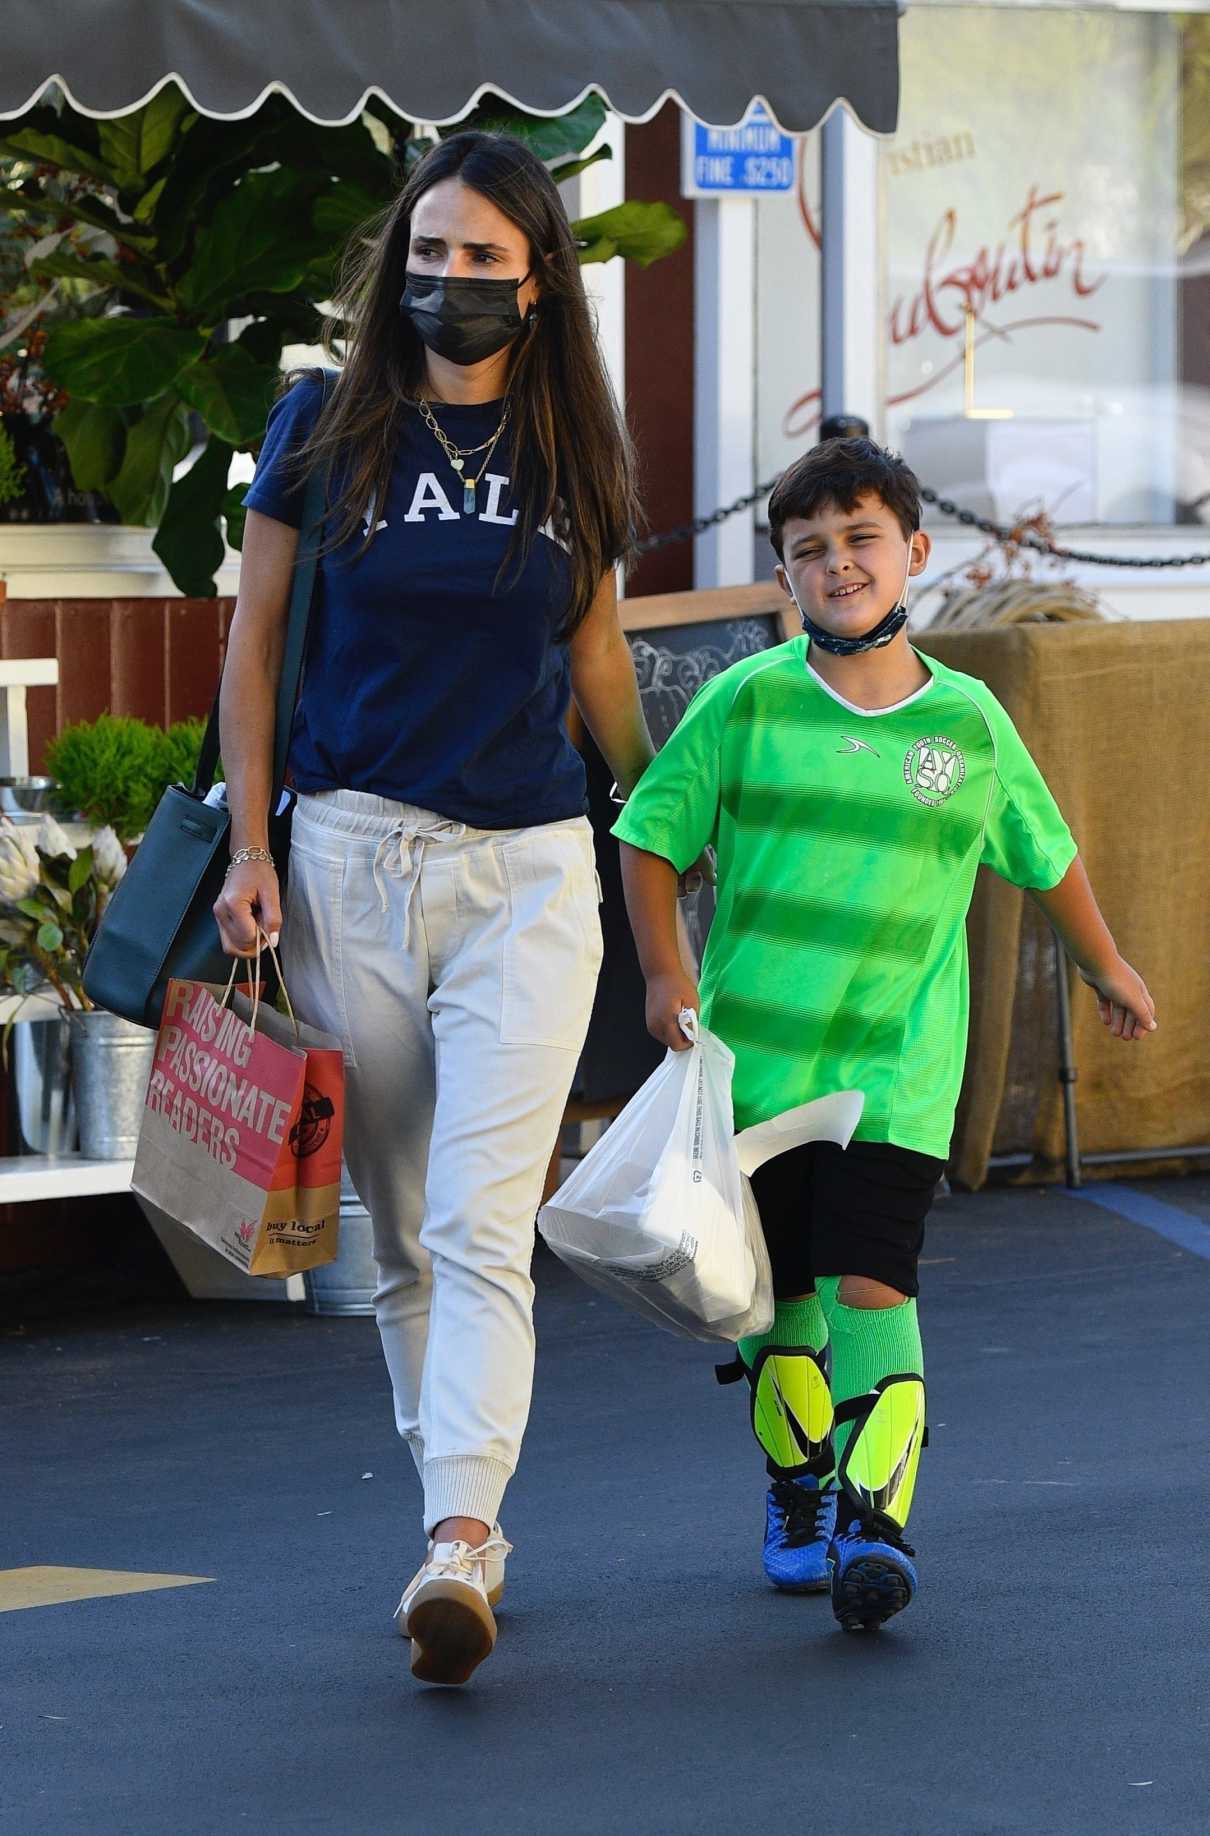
[816,1276,924,1471]
[738,1292,828,1368]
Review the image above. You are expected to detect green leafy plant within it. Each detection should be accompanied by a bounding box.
[45,713,208,843]
[0,86,685,595]
[0,422,25,505]
[159,716,210,792]
[0,815,126,1027]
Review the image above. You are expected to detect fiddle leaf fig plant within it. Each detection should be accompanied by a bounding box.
[1,85,686,594]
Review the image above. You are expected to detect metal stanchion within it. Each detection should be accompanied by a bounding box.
[985,937,1209,1184]
[1053,933,1082,1189]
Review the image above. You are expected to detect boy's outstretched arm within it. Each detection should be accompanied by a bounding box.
[1029,857,1157,1041]
[619,843,701,1053]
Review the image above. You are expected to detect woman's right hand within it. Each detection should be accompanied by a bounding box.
[214,862,282,958]
[645,971,701,1052]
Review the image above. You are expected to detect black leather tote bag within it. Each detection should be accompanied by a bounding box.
[82,469,325,1028]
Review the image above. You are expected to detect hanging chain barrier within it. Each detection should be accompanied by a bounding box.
[635,480,1210,570]
[634,479,777,556]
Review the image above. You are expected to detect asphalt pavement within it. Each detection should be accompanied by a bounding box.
[5,1175,1210,1836]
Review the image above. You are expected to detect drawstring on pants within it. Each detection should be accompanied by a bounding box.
[371,816,467,948]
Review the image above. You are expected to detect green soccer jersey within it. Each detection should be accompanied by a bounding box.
[612,636,1077,1157]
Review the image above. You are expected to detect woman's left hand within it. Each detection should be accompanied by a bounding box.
[678,847,716,899]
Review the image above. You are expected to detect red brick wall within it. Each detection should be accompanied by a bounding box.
[624,105,696,598]
[0,597,233,769]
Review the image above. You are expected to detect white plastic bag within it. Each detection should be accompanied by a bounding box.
[538,1012,863,1342]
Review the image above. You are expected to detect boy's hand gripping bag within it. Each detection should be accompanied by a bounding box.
[538,1012,863,1342]
[132,959,345,1277]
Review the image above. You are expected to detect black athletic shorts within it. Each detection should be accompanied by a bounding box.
[748,1139,946,1300]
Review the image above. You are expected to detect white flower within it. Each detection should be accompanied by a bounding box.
[36,814,77,861]
[90,825,127,889]
[0,823,40,904]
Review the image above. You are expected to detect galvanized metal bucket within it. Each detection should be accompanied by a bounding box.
[69,1010,156,1159]
[13,1015,77,1154]
[303,1164,378,1317]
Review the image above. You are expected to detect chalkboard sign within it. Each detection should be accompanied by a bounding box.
[570,585,797,1106]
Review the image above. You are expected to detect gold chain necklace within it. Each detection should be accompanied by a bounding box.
[414,397,511,516]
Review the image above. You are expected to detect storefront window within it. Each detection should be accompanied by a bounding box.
[756,6,1210,530]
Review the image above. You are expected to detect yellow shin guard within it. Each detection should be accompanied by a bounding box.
[834,1374,927,1529]
[719,1345,834,1478]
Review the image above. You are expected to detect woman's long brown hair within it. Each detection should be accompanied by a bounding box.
[292,130,640,639]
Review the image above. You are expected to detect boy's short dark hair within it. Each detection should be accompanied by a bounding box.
[767,437,922,558]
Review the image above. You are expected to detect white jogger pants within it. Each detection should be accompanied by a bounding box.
[285,790,603,1533]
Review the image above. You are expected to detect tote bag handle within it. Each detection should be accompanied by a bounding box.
[191,460,328,802]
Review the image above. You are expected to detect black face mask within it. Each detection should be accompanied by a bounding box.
[400,271,529,367]
[799,601,909,656]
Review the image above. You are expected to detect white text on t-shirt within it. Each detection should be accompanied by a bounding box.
[401,471,520,528]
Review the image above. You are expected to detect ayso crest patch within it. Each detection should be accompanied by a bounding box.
[904,735,965,806]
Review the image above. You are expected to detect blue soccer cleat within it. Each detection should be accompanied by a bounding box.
[827,1512,918,1631]
[762,1475,838,1592]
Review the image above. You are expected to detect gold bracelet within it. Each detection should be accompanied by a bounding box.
[226,847,274,877]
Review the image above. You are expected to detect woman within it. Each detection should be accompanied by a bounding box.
[216,132,659,1687]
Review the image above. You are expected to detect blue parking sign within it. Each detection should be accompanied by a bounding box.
[681,102,797,198]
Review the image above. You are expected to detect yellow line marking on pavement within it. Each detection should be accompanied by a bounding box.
[0,1566,214,1612]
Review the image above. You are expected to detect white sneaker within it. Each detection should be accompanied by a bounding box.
[394,1532,513,1687]
[482,1524,508,1609]
[398,1522,508,1615]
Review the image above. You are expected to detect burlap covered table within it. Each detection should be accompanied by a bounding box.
[916,618,1210,1189]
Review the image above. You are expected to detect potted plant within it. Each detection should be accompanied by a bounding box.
[0,712,214,1166]
[0,813,152,1158]
[1,86,685,595]
[44,712,207,844]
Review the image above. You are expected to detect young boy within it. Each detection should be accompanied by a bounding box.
[612,438,1155,1633]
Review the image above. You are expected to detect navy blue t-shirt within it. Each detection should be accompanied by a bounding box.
[243,375,588,829]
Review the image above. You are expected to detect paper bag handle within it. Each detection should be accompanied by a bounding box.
[220,930,300,1041]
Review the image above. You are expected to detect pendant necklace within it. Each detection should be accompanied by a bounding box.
[414,397,511,516]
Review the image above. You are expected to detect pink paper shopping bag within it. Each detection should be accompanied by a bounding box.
[133,975,345,1276]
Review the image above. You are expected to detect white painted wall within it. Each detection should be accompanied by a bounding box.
[0,524,242,598]
[575,111,626,412]
[820,109,883,435]
[694,196,756,587]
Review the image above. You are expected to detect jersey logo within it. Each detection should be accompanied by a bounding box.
[904,735,966,805]
[837,735,880,758]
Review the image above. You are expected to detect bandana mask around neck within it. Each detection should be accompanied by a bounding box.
[400,271,530,367]
[788,544,916,657]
